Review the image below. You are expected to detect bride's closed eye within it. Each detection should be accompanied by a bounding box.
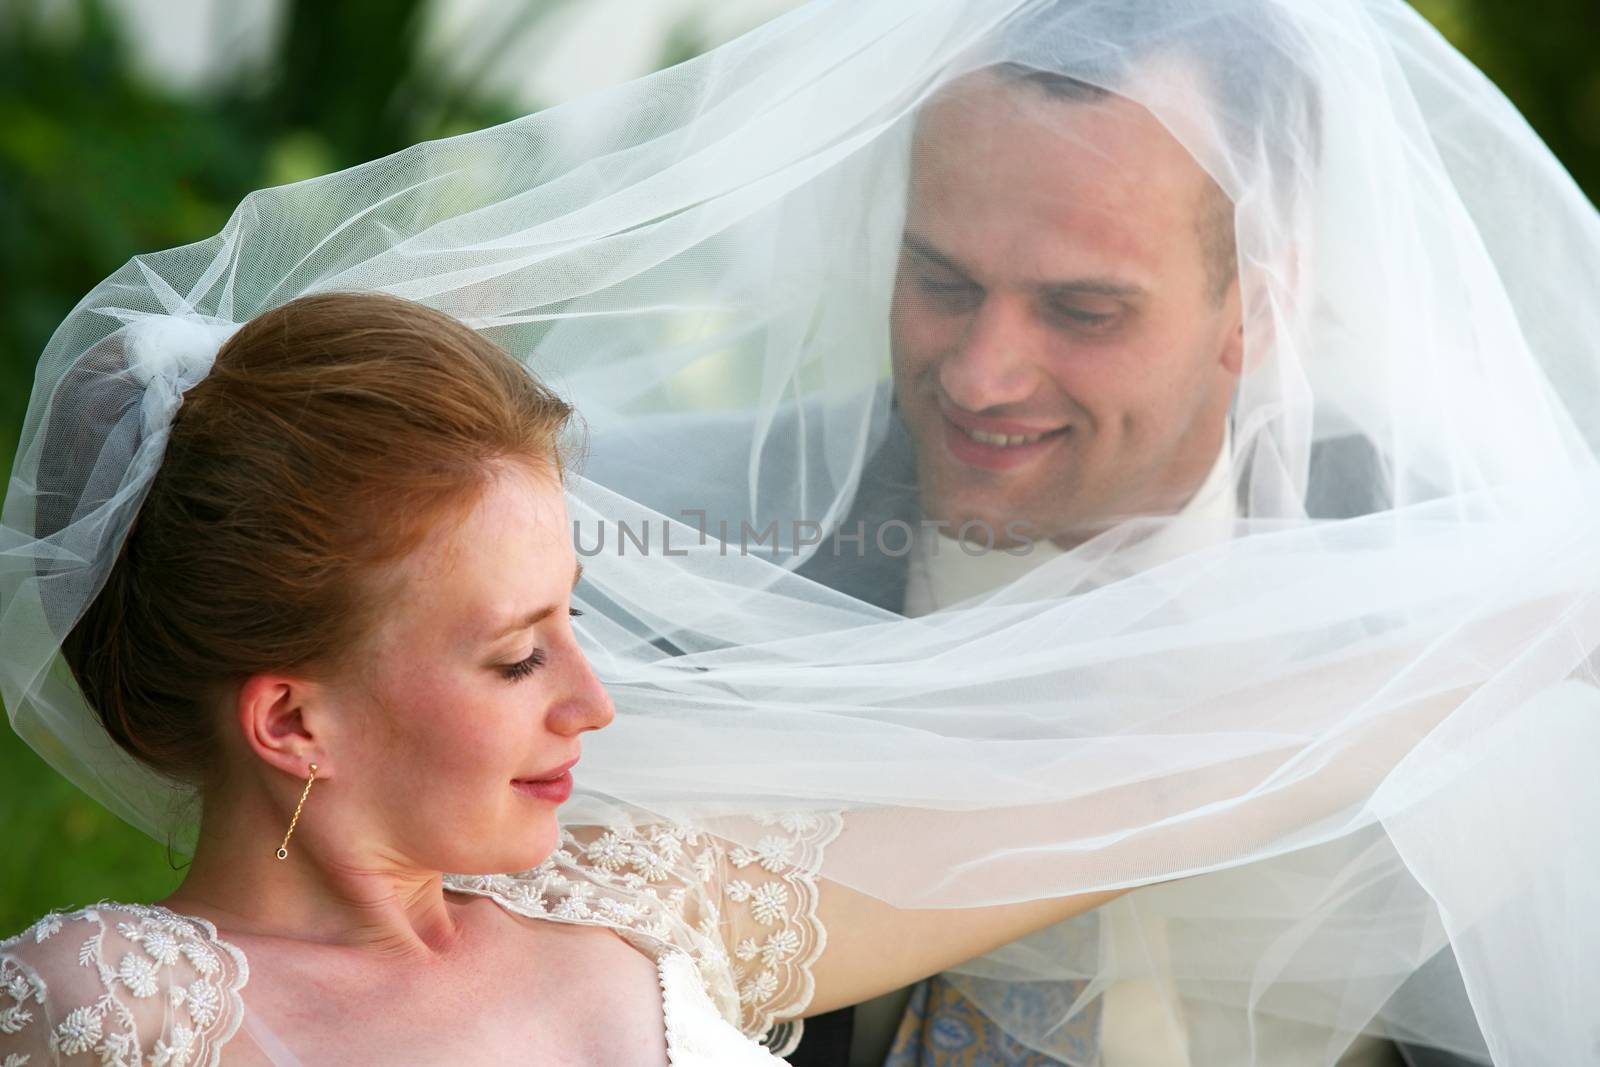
[500,608,584,681]
[500,649,546,681]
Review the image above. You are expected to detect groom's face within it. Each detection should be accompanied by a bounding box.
[891,71,1244,547]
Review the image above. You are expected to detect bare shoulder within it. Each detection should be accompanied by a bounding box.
[210,896,671,1065]
[490,903,672,1063]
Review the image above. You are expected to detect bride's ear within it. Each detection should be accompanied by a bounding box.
[235,673,332,779]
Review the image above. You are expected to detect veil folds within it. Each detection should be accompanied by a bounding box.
[6,1,1600,1062]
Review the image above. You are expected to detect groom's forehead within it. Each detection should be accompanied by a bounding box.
[905,80,1217,288]
[909,69,1214,211]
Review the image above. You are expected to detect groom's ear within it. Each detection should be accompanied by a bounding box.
[1218,278,1246,377]
[1230,233,1303,379]
[235,673,330,778]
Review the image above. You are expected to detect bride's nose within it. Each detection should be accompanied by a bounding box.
[546,650,616,736]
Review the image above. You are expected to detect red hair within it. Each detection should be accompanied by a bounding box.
[62,292,574,787]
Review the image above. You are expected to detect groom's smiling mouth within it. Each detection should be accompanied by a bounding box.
[938,405,1071,471]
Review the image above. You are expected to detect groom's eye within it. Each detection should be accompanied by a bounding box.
[1044,298,1119,333]
[915,272,983,312]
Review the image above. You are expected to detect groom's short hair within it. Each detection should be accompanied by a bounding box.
[987,0,1323,299]
[986,65,1240,304]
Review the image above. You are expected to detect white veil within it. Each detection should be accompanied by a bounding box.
[5,0,1600,1063]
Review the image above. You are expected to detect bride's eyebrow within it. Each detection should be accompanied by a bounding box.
[486,561,584,641]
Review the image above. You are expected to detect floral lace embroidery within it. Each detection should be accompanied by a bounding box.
[0,903,247,1067]
[0,815,837,1064]
[444,811,842,1057]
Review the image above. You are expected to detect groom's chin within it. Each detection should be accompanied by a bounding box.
[919,481,1046,548]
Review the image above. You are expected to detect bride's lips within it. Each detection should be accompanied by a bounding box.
[938,404,1070,472]
[512,759,578,804]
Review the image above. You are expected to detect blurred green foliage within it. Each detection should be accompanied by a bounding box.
[1,0,1597,938]
[1412,0,1600,208]
[0,0,558,936]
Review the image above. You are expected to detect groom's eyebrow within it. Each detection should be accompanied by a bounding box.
[903,234,975,280]
[903,232,1144,300]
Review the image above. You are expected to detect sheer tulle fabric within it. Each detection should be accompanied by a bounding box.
[4,0,1600,1063]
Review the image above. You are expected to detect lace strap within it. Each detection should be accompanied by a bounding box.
[717,811,843,1055]
[444,810,843,1057]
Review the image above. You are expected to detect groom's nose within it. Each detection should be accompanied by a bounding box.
[937,296,1041,413]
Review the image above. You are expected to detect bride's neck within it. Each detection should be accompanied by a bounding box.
[163,781,467,960]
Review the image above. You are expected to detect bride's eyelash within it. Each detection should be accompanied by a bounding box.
[501,649,546,681]
[500,608,585,681]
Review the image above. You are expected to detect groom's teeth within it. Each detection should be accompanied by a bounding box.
[964,428,1050,446]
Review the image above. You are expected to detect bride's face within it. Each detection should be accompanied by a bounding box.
[329,463,613,875]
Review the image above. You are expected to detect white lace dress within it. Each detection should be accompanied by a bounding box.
[0,814,841,1066]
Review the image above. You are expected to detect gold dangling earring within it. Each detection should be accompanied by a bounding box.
[275,763,318,860]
